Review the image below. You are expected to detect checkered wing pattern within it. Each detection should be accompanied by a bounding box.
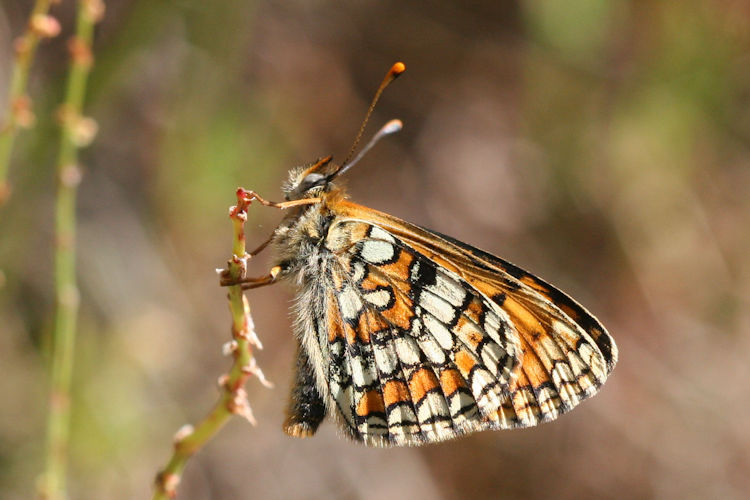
[316,211,616,446]
[320,222,521,446]
[394,227,617,428]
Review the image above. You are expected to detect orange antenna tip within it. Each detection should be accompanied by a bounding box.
[390,62,406,77]
[341,62,407,167]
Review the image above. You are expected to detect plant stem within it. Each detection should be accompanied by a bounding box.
[153,188,267,500]
[0,0,59,204]
[40,2,103,499]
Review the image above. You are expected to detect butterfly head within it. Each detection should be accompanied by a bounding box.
[283,155,341,201]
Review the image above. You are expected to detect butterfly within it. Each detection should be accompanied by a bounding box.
[234,62,617,446]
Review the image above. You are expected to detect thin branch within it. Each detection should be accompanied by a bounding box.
[0,0,60,205]
[38,2,104,499]
[153,188,270,500]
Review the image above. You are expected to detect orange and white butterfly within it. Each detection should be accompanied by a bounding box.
[237,63,617,446]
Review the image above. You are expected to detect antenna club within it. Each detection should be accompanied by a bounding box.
[383,119,403,134]
[390,62,406,78]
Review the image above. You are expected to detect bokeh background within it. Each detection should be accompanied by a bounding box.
[1,1,749,498]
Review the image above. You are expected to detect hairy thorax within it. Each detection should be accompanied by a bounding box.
[270,191,352,405]
[272,190,352,288]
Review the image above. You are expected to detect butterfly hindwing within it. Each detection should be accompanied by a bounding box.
[314,220,525,445]
[302,201,618,444]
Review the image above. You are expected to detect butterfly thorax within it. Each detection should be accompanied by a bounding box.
[272,180,347,285]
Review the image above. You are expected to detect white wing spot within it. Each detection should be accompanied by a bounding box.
[350,357,377,387]
[423,315,454,350]
[360,240,395,264]
[577,342,606,380]
[427,272,467,307]
[480,342,510,380]
[373,343,398,375]
[351,261,366,283]
[536,386,561,417]
[369,226,396,243]
[552,363,574,384]
[420,291,455,324]
[387,404,418,429]
[411,317,422,336]
[418,335,447,365]
[329,380,354,426]
[363,288,392,308]
[410,261,421,282]
[416,392,450,422]
[472,368,502,410]
[448,391,476,420]
[483,311,504,342]
[338,287,363,320]
[394,336,421,365]
[330,338,344,357]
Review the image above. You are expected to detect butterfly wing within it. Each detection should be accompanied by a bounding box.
[390,227,618,427]
[316,221,522,446]
[408,228,617,375]
[306,200,617,446]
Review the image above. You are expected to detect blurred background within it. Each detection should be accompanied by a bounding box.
[1,1,749,498]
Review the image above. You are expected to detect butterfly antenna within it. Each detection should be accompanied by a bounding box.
[340,62,406,169]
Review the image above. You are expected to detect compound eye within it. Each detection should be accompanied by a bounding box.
[299,172,326,191]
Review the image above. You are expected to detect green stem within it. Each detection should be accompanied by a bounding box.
[0,0,56,204]
[40,2,102,499]
[153,189,263,500]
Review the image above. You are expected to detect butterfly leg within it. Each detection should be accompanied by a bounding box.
[283,339,326,438]
[219,264,283,289]
[242,190,321,210]
[238,268,280,290]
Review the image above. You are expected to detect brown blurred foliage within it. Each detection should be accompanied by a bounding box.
[1,1,749,498]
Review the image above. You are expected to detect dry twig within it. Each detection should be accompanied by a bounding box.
[152,188,270,499]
